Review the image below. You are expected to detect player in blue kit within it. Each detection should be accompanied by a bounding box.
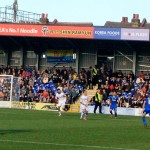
[108,91,119,118]
[142,92,150,127]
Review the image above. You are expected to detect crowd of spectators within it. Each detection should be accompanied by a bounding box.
[0,64,150,108]
[0,65,83,104]
[90,64,150,108]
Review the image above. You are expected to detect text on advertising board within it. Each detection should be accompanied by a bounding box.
[0,24,93,39]
[121,28,149,41]
[94,28,121,39]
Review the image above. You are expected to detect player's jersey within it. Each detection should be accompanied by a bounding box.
[109,95,119,106]
[80,95,89,107]
[55,92,66,102]
[145,97,150,109]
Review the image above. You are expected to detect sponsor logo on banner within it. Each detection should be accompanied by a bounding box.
[35,103,58,111]
[121,28,149,41]
[0,23,93,39]
[94,28,121,39]
[12,102,36,109]
[42,26,49,36]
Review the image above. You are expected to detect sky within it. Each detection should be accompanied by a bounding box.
[0,0,149,26]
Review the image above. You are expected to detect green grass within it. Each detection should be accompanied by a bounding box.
[0,109,149,150]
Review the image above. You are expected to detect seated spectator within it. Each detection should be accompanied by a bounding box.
[39,93,43,103]
[117,70,123,78]
[128,77,134,89]
[62,70,69,81]
[119,94,126,107]
[125,93,133,108]
[28,90,34,102]
[123,82,131,93]
[19,94,25,102]
[74,76,80,85]
[52,70,59,84]
[80,77,86,89]
[43,90,48,103]
[137,78,145,89]
[110,77,116,86]
[109,84,114,94]
[70,87,78,104]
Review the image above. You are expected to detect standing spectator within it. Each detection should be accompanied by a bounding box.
[61,66,67,76]
[119,94,126,107]
[94,89,103,114]
[28,90,34,102]
[70,87,78,104]
[68,66,74,75]
[80,76,86,89]
[92,65,98,86]
[52,70,59,84]
[62,70,69,81]
[117,70,123,78]
[102,89,108,104]
[86,67,93,89]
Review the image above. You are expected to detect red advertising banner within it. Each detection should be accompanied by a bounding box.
[0,23,93,39]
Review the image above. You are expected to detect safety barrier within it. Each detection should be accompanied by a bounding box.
[11,102,80,112]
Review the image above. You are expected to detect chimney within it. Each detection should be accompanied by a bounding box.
[140,18,147,27]
[40,13,49,24]
[135,14,139,20]
[45,14,48,19]
[124,17,128,23]
[42,13,45,18]
[52,19,58,24]
[131,14,140,27]
[122,17,128,23]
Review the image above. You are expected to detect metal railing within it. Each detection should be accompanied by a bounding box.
[0,6,41,24]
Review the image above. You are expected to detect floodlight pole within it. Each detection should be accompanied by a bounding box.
[13,0,18,22]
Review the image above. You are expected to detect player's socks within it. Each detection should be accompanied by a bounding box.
[80,112,84,119]
[110,110,112,114]
[110,110,113,116]
[142,116,147,126]
[115,112,117,117]
[58,110,61,116]
[83,112,87,120]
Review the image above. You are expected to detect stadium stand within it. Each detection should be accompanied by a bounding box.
[0,63,148,109]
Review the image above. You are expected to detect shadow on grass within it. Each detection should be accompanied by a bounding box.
[0,129,34,135]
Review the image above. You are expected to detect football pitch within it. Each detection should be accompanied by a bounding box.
[0,109,149,150]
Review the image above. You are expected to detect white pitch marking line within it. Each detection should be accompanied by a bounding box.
[0,139,139,150]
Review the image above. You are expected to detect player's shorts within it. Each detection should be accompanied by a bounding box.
[58,100,66,108]
[110,105,117,111]
[81,105,88,112]
[143,109,150,115]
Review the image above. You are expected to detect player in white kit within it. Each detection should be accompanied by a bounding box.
[55,88,66,116]
[80,90,89,120]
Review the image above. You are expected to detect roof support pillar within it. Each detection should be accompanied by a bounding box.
[36,54,39,71]
[132,51,136,75]
[75,50,79,73]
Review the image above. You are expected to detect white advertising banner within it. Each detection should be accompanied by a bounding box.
[80,106,143,116]
[0,101,10,108]
[121,28,149,41]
